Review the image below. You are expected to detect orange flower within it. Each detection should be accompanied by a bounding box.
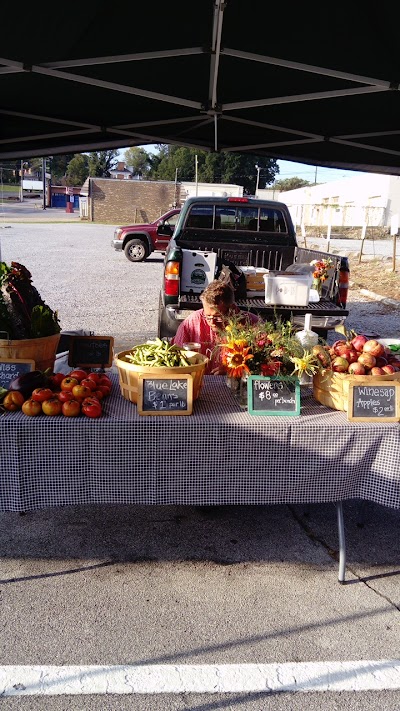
[224,341,253,378]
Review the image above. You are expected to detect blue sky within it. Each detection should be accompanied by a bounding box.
[118,147,365,184]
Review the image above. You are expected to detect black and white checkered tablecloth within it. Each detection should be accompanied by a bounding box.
[1,373,400,512]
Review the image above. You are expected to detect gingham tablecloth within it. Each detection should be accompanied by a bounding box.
[1,374,400,512]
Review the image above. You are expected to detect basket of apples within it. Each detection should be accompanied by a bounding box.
[312,330,400,411]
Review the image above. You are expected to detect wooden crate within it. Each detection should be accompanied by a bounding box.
[313,369,400,412]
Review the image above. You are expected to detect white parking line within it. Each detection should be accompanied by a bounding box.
[1,661,400,696]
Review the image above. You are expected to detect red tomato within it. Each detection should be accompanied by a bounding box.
[3,391,25,411]
[93,389,104,401]
[22,398,42,416]
[57,390,76,403]
[82,397,102,418]
[48,372,65,389]
[68,369,90,382]
[62,399,81,417]
[61,377,79,392]
[80,378,98,392]
[87,372,101,385]
[97,375,112,387]
[31,387,54,402]
[42,397,63,416]
[97,385,111,397]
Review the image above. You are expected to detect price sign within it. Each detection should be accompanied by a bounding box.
[138,374,193,416]
[347,380,400,422]
[68,336,114,368]
[248,376,300,416]
[0,358,35,389]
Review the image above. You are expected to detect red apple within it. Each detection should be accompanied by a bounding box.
[332,340,348,356]
[357,352,376,369]
[331,356,349,372]
[350,334,369,352]
[348,362,366,375]
[370,366,386,376]
[346,349,360,363]
[382,364,396,374]
[362,340,385,358]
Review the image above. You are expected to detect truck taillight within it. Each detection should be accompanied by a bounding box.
[164,261,180,297]
[337,259,349,307]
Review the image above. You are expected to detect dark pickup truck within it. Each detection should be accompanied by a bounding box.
[158,196,349,340]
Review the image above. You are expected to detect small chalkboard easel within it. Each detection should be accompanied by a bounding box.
[68,335,114,371]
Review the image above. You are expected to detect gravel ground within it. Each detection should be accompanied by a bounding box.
[1,223,400,351]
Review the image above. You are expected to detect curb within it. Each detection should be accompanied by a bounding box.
[359,289,400,307]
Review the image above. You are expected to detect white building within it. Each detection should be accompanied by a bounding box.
[180,181,243,201]
[257,173,400,232]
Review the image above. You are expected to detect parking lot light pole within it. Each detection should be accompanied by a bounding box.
[42,157,46,210]
[255,164,261,196]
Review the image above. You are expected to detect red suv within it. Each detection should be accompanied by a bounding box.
[111,208,180,262]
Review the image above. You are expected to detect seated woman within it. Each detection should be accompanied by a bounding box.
[171,280,259,374]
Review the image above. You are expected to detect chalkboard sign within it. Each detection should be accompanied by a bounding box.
[68,335,114,368]
[347,380,400,422]
[0,358,35,389]
[248,376,300,416]
[137,374,193,416]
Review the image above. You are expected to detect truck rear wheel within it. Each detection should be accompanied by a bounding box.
[124,238,149,262]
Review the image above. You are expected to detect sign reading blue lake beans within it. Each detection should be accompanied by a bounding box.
[0,358,35,389]
[347,380,400,422]
[138,374,193,416]
[68,336,114,369]
[248,376,300,416]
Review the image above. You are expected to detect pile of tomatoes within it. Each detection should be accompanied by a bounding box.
[2,368,112,418]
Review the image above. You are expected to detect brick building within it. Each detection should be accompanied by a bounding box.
[80,178,181,223]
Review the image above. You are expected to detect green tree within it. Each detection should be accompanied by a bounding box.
[148,145,279,193]
[66,154,89,186]
[87,150,119,178]
[50,154,76,184]
[273,177,311,191]
[123,147,152,178]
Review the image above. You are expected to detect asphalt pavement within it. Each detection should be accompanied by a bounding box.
[0,217,399,709]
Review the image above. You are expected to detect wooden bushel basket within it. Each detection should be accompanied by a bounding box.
[115,349,208,404]
[313,369,400,412]
[0,333,61,373]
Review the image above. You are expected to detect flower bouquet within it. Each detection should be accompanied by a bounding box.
[216,314,321,385]
[310,258,334,296]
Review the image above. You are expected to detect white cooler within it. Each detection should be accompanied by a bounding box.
[180,250,217,293]
[263,271,311,306]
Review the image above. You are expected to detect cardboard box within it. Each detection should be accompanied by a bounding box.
[180,250,217,293]
[241,266,269,295]
[263,272,310,306]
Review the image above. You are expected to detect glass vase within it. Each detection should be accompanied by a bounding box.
[239,373,249,409]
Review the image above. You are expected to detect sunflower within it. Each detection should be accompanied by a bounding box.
[224,340,254,378]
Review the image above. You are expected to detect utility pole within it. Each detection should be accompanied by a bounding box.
[195,155,198,196]
[255,165,261,196]
[42,157,46,210]
[314,166,318,185]
[20,160,24,202]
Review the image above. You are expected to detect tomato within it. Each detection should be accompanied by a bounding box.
[31,387,54,402]
[3,391,25,411]
[72,384,93,401]
[93,389,104,401]
[22,398,42,416]
[48,372,65,389]
[42,397,63,416]
[61,377,79,392]
[87,372,101,385]
[81,397,102,418]
[80,378,98,392]
[97,375,112,387]
[57,390,76,403]
[68,369,90,382]
[97,385,111,397]
[62,399,81,417]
